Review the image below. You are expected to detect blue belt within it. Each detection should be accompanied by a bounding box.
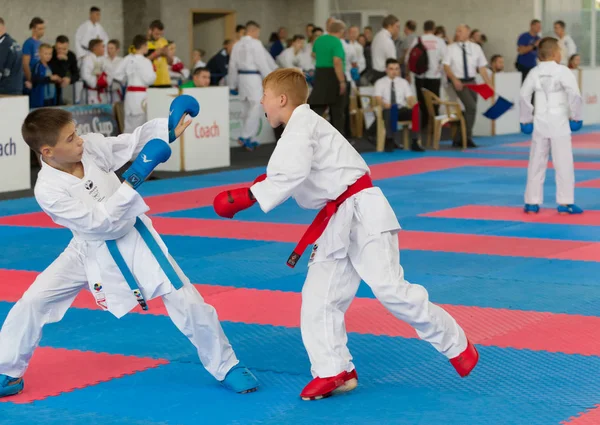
[106,218,184,311]
[239,70,260,75]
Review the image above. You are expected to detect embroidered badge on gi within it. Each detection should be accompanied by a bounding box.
[309,244,318,261]
[93,283,102,291]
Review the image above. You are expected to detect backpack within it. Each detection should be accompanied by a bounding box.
[408,37,429,75]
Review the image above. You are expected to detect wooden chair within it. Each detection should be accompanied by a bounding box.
[349,92,364,138]
[358,95,414,152]
[420,88,467,150]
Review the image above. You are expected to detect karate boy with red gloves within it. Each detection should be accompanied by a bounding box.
[0,96,259,398]
[213,69,478,401]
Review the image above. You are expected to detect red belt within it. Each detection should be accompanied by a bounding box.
[127,86,147,92]
[287,174,373,268]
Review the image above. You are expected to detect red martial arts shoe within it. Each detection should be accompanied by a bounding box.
[300,369,358,401]
[450,339,479,377]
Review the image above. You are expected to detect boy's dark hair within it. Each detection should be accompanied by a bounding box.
[424,20,435,32]
[88,38,103,51]
[246,21,260,29]
[29,17,44,30]
[90,6,100,13]
[223,39,232,46]
[149,20,164,30]
[386,58,400,67]
[292,34,305,42]
[22,108,74,154]
[55,35,69,44]
[491,54,503,63]
[193,67,210,76]
[236,24,246,32]
[405,20,417,31]
[108,39,120,49]
[312,27,323,33]
[382,15,399,29]
[0,18,5,25]
[554,20,566,29]
[531,19,541,26]
[132,35,147,50]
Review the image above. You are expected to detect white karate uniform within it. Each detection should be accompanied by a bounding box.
[276,47,310,70]
[228,35,278,140]
[558,34,577,66]
[0,119,238,380]
[347,40,366,74]
[251,104,467,378]
[113,54,156,133]
[80,53,110,104]
[74,20,109,61]
[105,56,124,103]
[520,61,583,205]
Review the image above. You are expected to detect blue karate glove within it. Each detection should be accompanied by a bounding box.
[570,120,583,132]
[168,95,199,143]
[230,89,239,96]
[122,139,171,189]
[350,67,360,82]
[520,122,533,135]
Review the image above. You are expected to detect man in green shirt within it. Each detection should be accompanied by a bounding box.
[308,20,347,133]
[180,67,210,88]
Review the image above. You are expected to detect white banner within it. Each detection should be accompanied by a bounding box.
[0,96,31,193]
[581,69,600,125]
[181,87,230,171]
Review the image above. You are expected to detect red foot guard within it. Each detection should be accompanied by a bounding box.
[450,339,479,377]
[300,370,358,401]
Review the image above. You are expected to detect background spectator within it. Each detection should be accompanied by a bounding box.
[48,35,79,104]
[23,17,45,91]
[0,17,24,95]
[516,19,541,82]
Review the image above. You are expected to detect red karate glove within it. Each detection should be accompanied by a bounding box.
[96,72,108,89]
[213,174,266,219]
[213,188,256,219]
[172,62,184,73]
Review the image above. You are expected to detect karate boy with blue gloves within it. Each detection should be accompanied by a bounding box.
[0,95,259,398]
[519,37,584,215]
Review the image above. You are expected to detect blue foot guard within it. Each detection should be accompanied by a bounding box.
[0,375,24,398]
[221,364,259,394]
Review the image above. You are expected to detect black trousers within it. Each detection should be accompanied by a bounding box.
[415,77,441,128]
[382,107,417,140]
[311,92,347,135]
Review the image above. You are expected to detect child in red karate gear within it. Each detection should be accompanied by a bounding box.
[213,68,478,401]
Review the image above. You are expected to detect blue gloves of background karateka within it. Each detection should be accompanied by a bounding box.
[570,120,583,132]
[521,120,583,135]
[123,95,200,189]
[520,122,533,134]
[168,94,200,142]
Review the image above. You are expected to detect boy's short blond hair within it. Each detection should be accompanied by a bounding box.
[262,68,309,107]
[538,37,559,61]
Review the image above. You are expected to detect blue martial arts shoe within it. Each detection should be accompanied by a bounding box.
[0,374,24,398]
[524,204,540,214]
[557,204,583,214]
[221,364,259,394]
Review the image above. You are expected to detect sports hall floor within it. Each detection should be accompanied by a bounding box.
[1,128,600,425]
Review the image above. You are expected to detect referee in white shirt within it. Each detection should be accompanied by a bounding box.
[370,15,400,83]
[443,24,492,148]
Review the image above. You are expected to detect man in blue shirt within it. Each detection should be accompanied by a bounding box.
[516,19,541,82]
[22,17,45,91]
[0,17,24,95]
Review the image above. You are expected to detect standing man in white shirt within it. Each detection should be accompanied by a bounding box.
[228,20,278,151]
[443,24,492,148]
[375,59,422,152]
[407,20,447,129]
[553,21,577,66]
[75,6,109,63]
[370,15,400,83]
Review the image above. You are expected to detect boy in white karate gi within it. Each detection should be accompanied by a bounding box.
[520,37,583,214]
[113,35,157,133]
[80,39,110,104]
[213,69,477,401]
[0,98,259,398]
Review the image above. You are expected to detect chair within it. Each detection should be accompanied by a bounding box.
[358,95,414,152]
[420,88,467,150]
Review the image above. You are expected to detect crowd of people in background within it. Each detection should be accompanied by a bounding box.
[0,8,582,152]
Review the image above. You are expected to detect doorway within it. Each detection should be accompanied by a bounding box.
[189,9,236,68]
